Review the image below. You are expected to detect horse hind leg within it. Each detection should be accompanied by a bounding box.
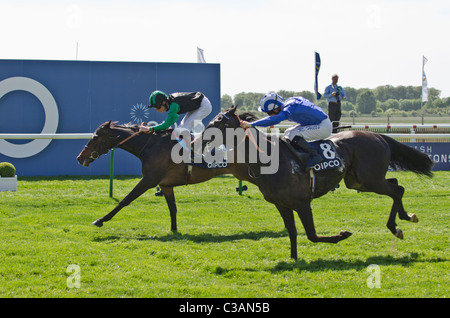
[387,178,419,223]
[346,171,416,239]
[368,178,414,239]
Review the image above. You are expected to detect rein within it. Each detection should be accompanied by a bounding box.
[87,123,149,160]
[220,113,263,152]
[218,111,264,153]
[234,113,263,153]
[114,122,151,149]
[116,131,141,147]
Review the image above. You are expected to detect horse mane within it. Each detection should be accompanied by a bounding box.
[237,111,258,123]
[111,122,173,136]
[118,122,139,131]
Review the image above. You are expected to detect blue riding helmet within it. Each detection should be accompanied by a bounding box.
[258,92,284,113]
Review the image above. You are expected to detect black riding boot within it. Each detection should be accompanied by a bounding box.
[282,137,309,165]
[291,136,324,168]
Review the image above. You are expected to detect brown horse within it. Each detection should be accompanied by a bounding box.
[77,121,229,233]
[77,106,433,259]
[76,120,261,231]
[197,106,433,258]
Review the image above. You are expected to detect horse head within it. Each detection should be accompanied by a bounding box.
[204,105,240,130]
[77,120,121,167]
[196,105,259,149]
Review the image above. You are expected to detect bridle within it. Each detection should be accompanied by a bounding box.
[83,144,105,160]
[217,111,265,179]
[218,111,262,153]
[84,122,148,160]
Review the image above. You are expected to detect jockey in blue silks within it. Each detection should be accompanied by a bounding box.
[241,92,333,167]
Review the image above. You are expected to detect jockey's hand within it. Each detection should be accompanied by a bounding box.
[241,121,252,129]
[139,124,154,134]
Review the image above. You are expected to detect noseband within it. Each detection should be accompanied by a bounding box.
[90,150,100,159]
[82,145,104,160]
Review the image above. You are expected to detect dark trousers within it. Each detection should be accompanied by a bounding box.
[328,101,341,132]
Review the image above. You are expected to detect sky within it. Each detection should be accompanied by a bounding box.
[0,0,449,98]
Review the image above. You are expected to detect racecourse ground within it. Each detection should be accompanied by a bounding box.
[0,172,448,298]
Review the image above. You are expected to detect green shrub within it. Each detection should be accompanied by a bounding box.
[0,162,16,177]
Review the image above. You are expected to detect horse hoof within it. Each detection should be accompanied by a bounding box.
[92,219,103,227]
[340,231,353,239]
[409,214,419,223]
[395,229,404,239]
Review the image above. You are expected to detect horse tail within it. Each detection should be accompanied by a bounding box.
[380,134,434,177]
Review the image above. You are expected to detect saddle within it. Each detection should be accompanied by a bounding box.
[281,137,343,172]
[187,145,228,169]
[183,144,228,185]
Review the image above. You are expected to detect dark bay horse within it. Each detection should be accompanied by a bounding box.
[76,119,265,231]
[77,107,433,259]
[196,106,433,258]
[77,121,229,232]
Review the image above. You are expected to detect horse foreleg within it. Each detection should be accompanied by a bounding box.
[296,202,352,244]
[92,177,155,227]
[275,205,297,259]
[160,186,178,232]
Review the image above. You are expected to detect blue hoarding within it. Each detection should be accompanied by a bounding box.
[404,142,450,171]
[0,59,220,176]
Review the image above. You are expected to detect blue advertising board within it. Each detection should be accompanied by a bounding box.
[404,142,450,171]
[0,59,220,176]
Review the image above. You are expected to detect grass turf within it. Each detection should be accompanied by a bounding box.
[0,172,448,297]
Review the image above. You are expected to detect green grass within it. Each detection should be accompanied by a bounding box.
[0,172,448,298]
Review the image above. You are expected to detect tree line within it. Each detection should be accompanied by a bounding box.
[221,85,450,117]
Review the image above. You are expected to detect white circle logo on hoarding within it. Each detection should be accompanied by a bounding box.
[0,77,59,158]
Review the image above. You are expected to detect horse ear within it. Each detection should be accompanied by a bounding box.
[230,105,238,113]
[99,120,112,131]
[105,120,115,128]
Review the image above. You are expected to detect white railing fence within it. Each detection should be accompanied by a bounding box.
[1,127,449,196]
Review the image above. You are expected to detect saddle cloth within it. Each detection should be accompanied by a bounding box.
[184,139,342,172]
[307,140,343,171]
[280,138,343,171]
[187,145,228,169]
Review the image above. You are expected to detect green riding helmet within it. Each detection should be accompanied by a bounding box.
[149,90,169,109]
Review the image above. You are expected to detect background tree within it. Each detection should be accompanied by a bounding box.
[221,94,233,110]
[220,85,448,115]
[356,89,377,114]
[400,99,421,111]
[343,87,358,104]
